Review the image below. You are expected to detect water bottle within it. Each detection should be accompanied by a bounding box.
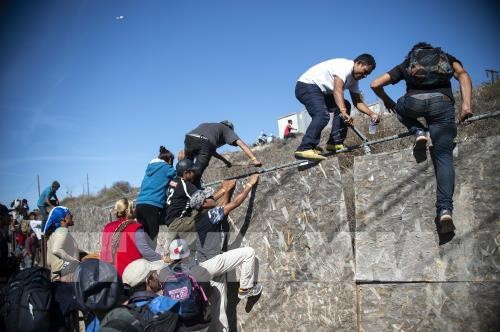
[369,119,377,135]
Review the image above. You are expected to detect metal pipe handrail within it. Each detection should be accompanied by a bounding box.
[100,110,500,204]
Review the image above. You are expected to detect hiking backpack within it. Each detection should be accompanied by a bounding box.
[406,47,454,86]
[100,294,179,332]
[160,267,209,320]
[3,267,54,332]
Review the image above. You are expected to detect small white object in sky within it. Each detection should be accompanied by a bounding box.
[116,15,124,20]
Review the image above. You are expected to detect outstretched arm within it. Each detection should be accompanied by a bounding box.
[350,92,380,123]
[223,174,259,215]
[333,75,353,125]
[212,179,236,201]
[235,139,262,167]
[453,61,473,123]
[370,73,396,113]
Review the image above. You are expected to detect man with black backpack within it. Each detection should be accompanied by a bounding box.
[371,42,473,234]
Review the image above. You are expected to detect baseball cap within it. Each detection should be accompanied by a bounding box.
[122,258,165,287]
[176,159,195,176]
[220,120,234,130]
[190,187,215,210]
[168,238,190,260]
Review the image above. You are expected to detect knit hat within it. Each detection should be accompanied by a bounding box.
[190,187,215,210]
[122,259,165,287]
[43,206,70,233]
[168,238,190,260]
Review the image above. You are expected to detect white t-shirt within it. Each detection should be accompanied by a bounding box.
[298,58,360,94]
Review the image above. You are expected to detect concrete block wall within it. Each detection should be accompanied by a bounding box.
[72,135,500,331]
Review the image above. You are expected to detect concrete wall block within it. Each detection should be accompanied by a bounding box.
[354,136,500,282]
[235,281,357,332]
[358,282,500,331]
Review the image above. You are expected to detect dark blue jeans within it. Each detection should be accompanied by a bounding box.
[295,82,351,151]
[395,94,457,214]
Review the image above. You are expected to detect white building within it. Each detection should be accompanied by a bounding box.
[277,100,386,138]
[277,110,311,138]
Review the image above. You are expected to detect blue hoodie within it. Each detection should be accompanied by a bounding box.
[136,158,176,208]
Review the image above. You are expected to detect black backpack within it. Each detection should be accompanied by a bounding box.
[100,293,180,332]
[406,47,454,86]
[73,258,124,313]
[3,267,54,332]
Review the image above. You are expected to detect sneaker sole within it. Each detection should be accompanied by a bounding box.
[238,289,263,299]
[238,294,250,299]
[326,145,345,153]
[414,137,428,150]
[439,216,456,234]
[294,152,326,161]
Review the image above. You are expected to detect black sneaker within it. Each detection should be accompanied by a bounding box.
[438,209,455,234]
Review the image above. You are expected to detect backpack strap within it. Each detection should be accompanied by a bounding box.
[110,219,134,263]
[186,273,208,302]
[129,291,156,304]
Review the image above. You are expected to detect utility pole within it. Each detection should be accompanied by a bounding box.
[86,173,90,196]
[37,175,41,197]
[485,69,499,84]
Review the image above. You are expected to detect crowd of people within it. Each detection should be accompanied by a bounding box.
[1,120,264,332]
[0,41,473,331]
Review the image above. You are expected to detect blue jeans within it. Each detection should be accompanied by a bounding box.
[395,93,457,214]
[295,82,351,151]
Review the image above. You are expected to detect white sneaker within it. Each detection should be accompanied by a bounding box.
[238,283,263,299]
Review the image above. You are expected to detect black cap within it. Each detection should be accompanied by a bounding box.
[176,159,195,176]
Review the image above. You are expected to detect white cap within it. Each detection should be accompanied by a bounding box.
[168,238,190,260]
[122,258,165,287]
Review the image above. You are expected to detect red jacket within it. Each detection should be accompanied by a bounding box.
[100,217,143,277]
[15,232,25,247]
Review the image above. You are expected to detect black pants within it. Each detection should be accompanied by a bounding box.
[184,134,216,188]
[135,204,162,243]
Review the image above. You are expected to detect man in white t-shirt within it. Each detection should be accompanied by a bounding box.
[294,54,380,161]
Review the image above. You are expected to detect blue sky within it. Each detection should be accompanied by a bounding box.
[1,0,498,207]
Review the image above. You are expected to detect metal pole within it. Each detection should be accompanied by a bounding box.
[147,110,500,194]
[37,175,41,198]
[485,69,499,85]
[350,125,372,154]
[462,109,500,123]
[41,235,47,268]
